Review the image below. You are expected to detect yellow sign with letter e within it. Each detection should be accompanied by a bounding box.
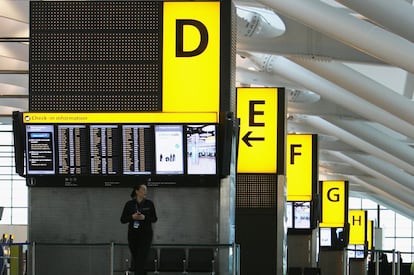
[237,87,278,173]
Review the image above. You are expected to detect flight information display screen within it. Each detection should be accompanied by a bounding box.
[26,125,55,175]
[12,111,228,187]
[19,120,219,187]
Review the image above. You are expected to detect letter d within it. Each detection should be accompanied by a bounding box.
[176,19,208,57]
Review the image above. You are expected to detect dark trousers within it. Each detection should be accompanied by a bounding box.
[128,230,153,275]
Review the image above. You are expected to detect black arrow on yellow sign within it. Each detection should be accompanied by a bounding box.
[242,131,265,147]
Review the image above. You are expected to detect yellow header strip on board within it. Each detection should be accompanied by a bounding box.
[22,112,218,124]
[367,220,373,250]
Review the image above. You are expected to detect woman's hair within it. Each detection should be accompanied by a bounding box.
[130,183,146,198]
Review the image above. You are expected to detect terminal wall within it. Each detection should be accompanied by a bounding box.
[29,187,219,274]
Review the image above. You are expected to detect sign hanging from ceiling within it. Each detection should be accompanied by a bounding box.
[30,1,231,118]
[320,180,349,228]
[163,1,220,114]
[236,87,285,174]
[349,210,367,245]
[286,134,318,201]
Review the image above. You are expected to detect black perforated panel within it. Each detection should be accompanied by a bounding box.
[236,174,277,209]
[30,1,163,112]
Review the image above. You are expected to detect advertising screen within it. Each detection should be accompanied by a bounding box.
[186,125,216,175]
[320,227,348,250]
[320,227,332,247]
[294,202,311,229]
[154,125,184,174]
[287,201,312,230]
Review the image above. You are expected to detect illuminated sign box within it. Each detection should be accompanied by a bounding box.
[163,1,221,114]
[349,210,367,245]
[236,87,285,174]
[286,134,317,201]
[367,220,373,250]
[319,180,349,228]
[30,1,231,116]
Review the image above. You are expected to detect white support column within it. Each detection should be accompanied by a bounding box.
[255,0,414,74]
[246,53,414,140]
[289,57,414,124]
[336,0,414,43]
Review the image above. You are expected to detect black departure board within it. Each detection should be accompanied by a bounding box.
[122,125,152,175]
[90,125,120,175]
[19,121,220,187]
[57,125,88,174]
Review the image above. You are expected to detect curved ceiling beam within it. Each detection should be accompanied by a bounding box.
[0,56,27,71]
[0,74,28,89]
[0,43,28,62]
[236,13,381,63]
[325,151,414,207]
[256,0,414,74]
[348,176,414,219]
[347,152,414,189]
[301,115,414,175]
[364,193,414,221]
[336,0,414,44]
[324,117,414,168]
[289,57,414,124]
[403,73,414,100]
[245,54,414,140]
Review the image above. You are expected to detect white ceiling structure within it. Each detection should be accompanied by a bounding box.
[1,1,414,219]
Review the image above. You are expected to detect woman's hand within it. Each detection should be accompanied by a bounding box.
[132,212,145,220]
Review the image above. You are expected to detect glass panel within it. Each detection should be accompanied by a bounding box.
[382,237,395,251]
[395,214,411,237]
[348,197,361,209]
[0,166,13,174]
[0,207,11,224]
[395,238,411,261]
[12,181,28,207]
[0,132,13,145]
[0,182,12,207]
[380,210,395,235]
[362,198,377,209]
[367,209,377,226]
[0,156,13,166]
[0,125,12,131]
[11,208,28,225]
[0,149,13,155]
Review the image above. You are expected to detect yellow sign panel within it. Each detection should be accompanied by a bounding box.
[163,2,220,113]
[237,87,278,173]
[349,210,367,245]
[320,180,348,228]
[367,220,373,250]
[22,112,218,124]
[287,134,314,201]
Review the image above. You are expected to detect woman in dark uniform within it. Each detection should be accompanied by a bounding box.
[121,183,157,275]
